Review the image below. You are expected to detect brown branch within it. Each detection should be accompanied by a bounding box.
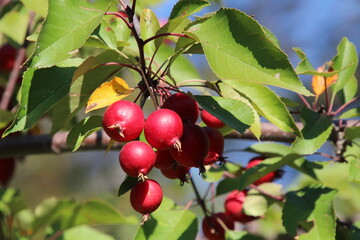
[0,120,359,158]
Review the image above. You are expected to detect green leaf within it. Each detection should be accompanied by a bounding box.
[218,82,261,138]
[134,207,197,240]
[141,9,160,57]
[223,80,301,137]
[30,0,110,68]
[169,0,210,20]
[0,8,29,45]
[0,110,15,129]
[337,108,360,119]
[189,8,312,96]
[194,95,254,134]
[62,199,137,227]
[331,37,358,102]
[347,139,360,183]
[118,175,138,196]
[3,60,83,137]
[293,47,316,74]
[338,75,358,105]
[292,107,333,155]
[202,165,227,182]
[21,0,48,17]
[243,183,282,217]
[282,185,337,238]
[217,154,301,195]
[63,225,115,240]
[226,231,263,240]
[50,50,127,133]
[247,142,322,180]
[155,17,191,48]
[90,19,118,50]
[345,127,360,141]
[66,116,103,152]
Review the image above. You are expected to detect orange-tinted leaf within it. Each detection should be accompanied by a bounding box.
[312,66,338,96]
[86,77,134,113]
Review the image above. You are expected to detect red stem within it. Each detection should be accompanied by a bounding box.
[331,96,360,117]
[143,33,192,45]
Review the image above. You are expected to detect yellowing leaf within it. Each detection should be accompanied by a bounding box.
[312,66,338,96]
[86,77,134,113]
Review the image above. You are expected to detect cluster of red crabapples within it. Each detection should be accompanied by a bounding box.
[202,156,279,240]
[102,93,226,222]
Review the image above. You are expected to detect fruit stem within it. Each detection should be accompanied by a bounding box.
[143,33,192,45]
[190,176,209,216]
[249,184,285,203]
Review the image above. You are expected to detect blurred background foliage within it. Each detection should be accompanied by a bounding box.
[2,0,359,239]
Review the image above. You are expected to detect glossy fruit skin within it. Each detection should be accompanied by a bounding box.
[154,150,176,170]
[161,163,190,185]
[224,190,247,221]
[0,44,17,72]
[246,157,275,185]
[130,179,163,214]
[202,212,235,240]
[119,141,155,177]
[201,110,225,129]
[170,124,209,169]
[0,158,15,187]
[162,93,199,124]
[102,100,144,142]
[203,127,224,165]
[144,109,183,150]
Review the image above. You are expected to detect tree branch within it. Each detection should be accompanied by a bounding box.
[0,120,358,158]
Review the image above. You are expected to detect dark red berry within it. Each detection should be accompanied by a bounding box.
[246,157,276,185]
[161,163,190,185]
[202,212,235,240]
[102,100,144,142]
[163,93,199,124]
[154,150,176,170]
[0,44,17,72]
[119,141,155,179]
[170,124,209,171]
[144,109,183,150]
[235,212,258,224]
[203,127,225,165]
[224,190,247,221]
[0,158,15,187]
[130,179,163,223]
[201,109,225,129]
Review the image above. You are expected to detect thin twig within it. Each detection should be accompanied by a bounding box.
[143,33,191,45]
[249,184,284,202]
[297,93,312,109]
[331,96,360,117]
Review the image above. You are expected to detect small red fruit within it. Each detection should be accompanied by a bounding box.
[119,141,155,179]
[130,179,163,223]
[0,44,17,72]
[224,190,247,221]
[144,109,183,150]
[0,158,15,187]
[102,100,144,142]
[246,157,276,185]
[201,109,225,129]
[161,163,190,185]
[170,124,209,171]
[163,93,199,124]
[202,212,235,240]
[203,127,225,165]
[154,150,176,170]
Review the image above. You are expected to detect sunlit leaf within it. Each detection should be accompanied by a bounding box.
[189,8,312,96]
[86,77,134,113]
[169,0,210,20]
[66,116,103,152]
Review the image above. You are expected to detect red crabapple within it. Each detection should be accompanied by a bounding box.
[202,212,235,240]
[203,127,225,165]
[224,190,247,221]
[163,93,199,124]
[130,179,163,223]
[144,109,183,150]
[201,109,225,129]
[154,150,176,170]
[119,141,155,179]
[246,157,276,185]
[161,163,190,185]
[170,124,209,172]
[102,100,144,142]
